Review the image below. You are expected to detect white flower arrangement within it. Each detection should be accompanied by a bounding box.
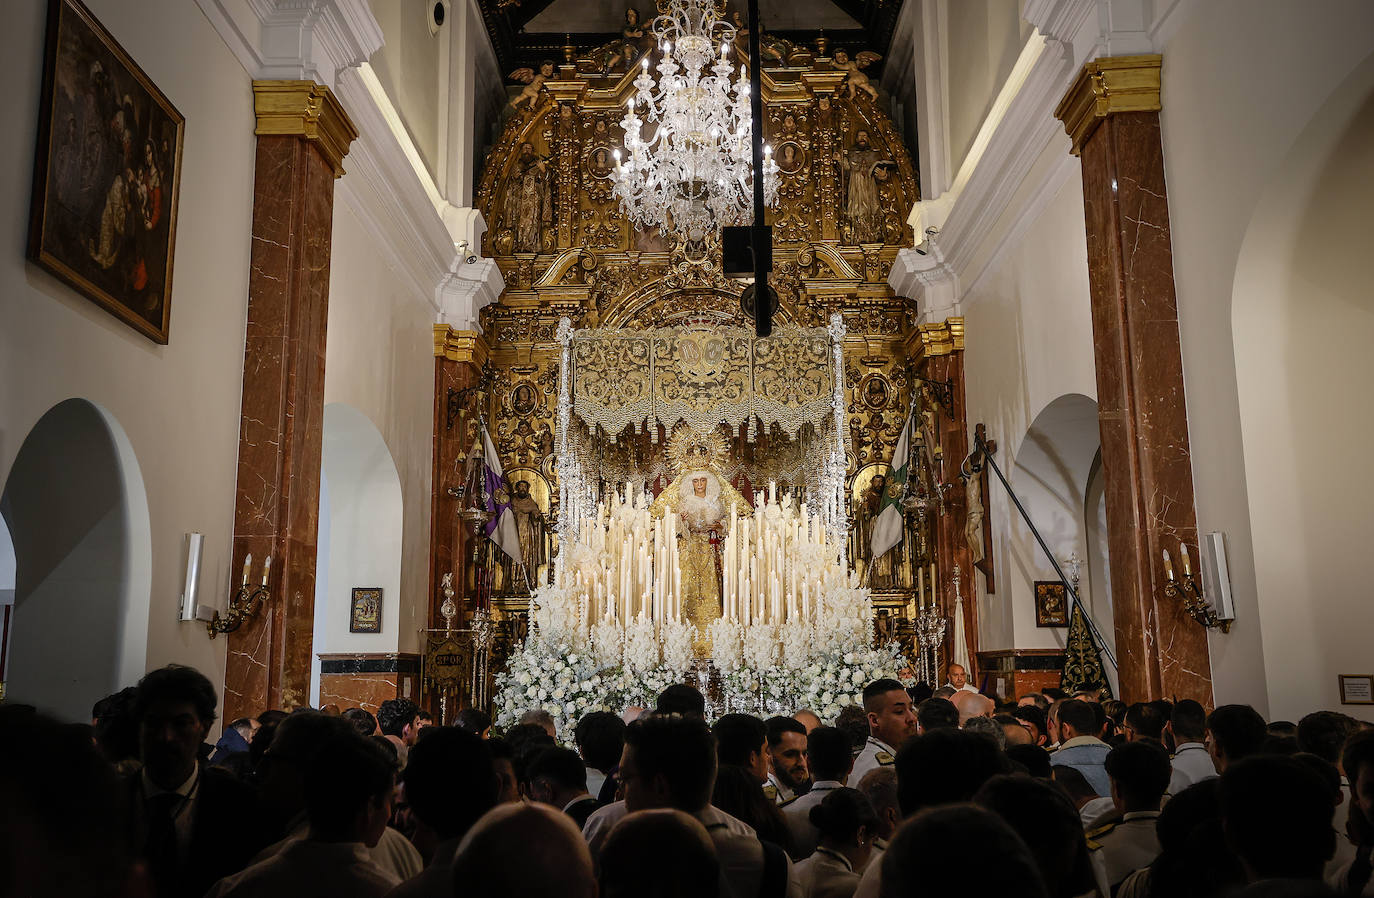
[492,577,915,735]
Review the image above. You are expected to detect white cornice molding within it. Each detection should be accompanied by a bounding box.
[196,0,384,89]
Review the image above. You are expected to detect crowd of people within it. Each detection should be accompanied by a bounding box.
[4,665,1372,898]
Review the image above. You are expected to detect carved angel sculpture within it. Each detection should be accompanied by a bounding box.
[832,49,881,101]
[507,60,555,110]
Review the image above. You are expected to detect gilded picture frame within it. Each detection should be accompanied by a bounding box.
[350,588,383,634]
[27,0,185,344]
[1034,581,1069,628]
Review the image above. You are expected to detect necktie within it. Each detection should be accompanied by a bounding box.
[144,792,183,897]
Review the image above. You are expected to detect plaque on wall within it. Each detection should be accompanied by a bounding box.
[1339,674,1373,705]
[350,588,383,633]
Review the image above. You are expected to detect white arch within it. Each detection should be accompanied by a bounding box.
[1231,48,1374,721]
[0,398,152,720]
[308,403,404,705]
[1002,393,1112,677]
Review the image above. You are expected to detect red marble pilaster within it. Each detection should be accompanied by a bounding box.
[1058,58,1212,703]
[223,83,357,721]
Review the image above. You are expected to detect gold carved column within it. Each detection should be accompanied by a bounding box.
[1055,56,1213,703]
[224,82,357,721]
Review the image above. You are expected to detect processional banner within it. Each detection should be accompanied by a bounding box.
[570,325,834,439]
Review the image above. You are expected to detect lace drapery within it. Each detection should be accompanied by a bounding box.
[568,323,835,440]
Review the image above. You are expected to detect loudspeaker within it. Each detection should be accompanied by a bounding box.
[179,532,205,622]
[722,225,771,277]
[1203,531,1236,622]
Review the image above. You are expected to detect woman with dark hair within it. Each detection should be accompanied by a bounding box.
[793,787,878,897]
[710,764,794,857]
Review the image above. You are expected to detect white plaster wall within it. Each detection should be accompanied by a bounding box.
[0,0,257,711]
[958,159,1097,655]
[1229,52,1374,724]
[369,0,443,179]
[944,0,1031,176]
[324,182,437,657]
[1157,0,1374,715]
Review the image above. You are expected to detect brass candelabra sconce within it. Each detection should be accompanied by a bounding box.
[1162,545,1231,633]
[208,553,272,638]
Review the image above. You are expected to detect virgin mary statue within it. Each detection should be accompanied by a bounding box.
[650,427,752,654]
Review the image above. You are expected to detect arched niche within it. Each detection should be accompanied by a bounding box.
[1004,394,1113,681]
[1231,48,1374,721]
[309,404,404,705]
[1,398,152,720]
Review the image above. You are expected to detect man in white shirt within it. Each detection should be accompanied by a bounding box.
[766,716,811,804]
[851,679,916,786]
[945,664,979,694]
[1165,699,1217,795]
[1087,741,1172,891]
[573,711,625,804]
[527,746,600,828]
[207,732,399,898]
[595,713,799,898]
[783,726,852,857]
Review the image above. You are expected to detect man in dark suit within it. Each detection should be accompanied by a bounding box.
[130,665,266,898]
[527,746,601,828]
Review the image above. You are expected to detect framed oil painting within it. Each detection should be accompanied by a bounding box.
[1034,581,1068,628]
[28,0,185,344]
[350,588,383,634]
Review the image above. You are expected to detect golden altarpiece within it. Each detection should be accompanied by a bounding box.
[424,33,980,713]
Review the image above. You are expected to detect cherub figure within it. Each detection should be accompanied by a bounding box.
[507,60,555,110]
[832,49,881,101]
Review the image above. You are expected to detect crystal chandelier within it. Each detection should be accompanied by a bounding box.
[613,0,779,246]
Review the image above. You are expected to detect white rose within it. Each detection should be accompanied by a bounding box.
[553,687,566,700]
[566,702,578,715]
[568,653,580,664]
[843,653,855,665]
[525,686,538,699]
[518,672,532,685]
[538,688,548,700]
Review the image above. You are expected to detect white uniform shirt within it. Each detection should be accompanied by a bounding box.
[1167,742,1217,795]
[767,771,799,805]
[1089,811,1162,888]
[793,847,859,898]
[782,780,844,858]
[849,738,896,788]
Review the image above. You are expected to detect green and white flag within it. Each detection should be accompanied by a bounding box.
[870,410,913,560]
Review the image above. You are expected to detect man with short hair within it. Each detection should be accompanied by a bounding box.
[388,727,497,898]
[855,767,900,845]
[527,746,600,827]
[783,726,852,857]
[1220,755,1337,885]
[1166,699,1217,794]
[945,663,978,694]
[454,707,491,738]
[453,803,597,898]
[614,714,796,898]
[574,711,626,804]
[765,716,810,804]
[377,699,421,763]
[851,679,916,785]
[1018,693,1050,711]
[1049,699,1112,797]
[519,708,558,740]
[1122,702,1166,743]
[1046,697,1069,749]
[1205,704,1267,773]
[1052,764,1114,828]
[793,709,822,735]
[209,734,398,898]
[952,691,994,725]
[1012,705,1049,747]
[834,706,870,755]
[713,713,771,784]
[1088,740,1172,890]
[656,683,707,719]
[131,665,264,898]
[915,697,959,735]
[996,713,1034,747]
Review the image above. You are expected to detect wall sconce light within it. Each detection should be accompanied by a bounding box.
[207,553,272,638]
[1163,544,1230,632]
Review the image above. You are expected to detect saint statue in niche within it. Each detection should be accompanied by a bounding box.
[503,142,551,254]
[852,470,894,588]
[838,130,893,244]
[509,479,548,583]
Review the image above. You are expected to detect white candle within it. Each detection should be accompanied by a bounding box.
[241,553,252,587]
[261,554,271,586]
[1180,544,1192,577]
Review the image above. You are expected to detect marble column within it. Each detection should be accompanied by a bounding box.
[428,327,489,629]
[1055,56,1212,703]
[223,82,358,721]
